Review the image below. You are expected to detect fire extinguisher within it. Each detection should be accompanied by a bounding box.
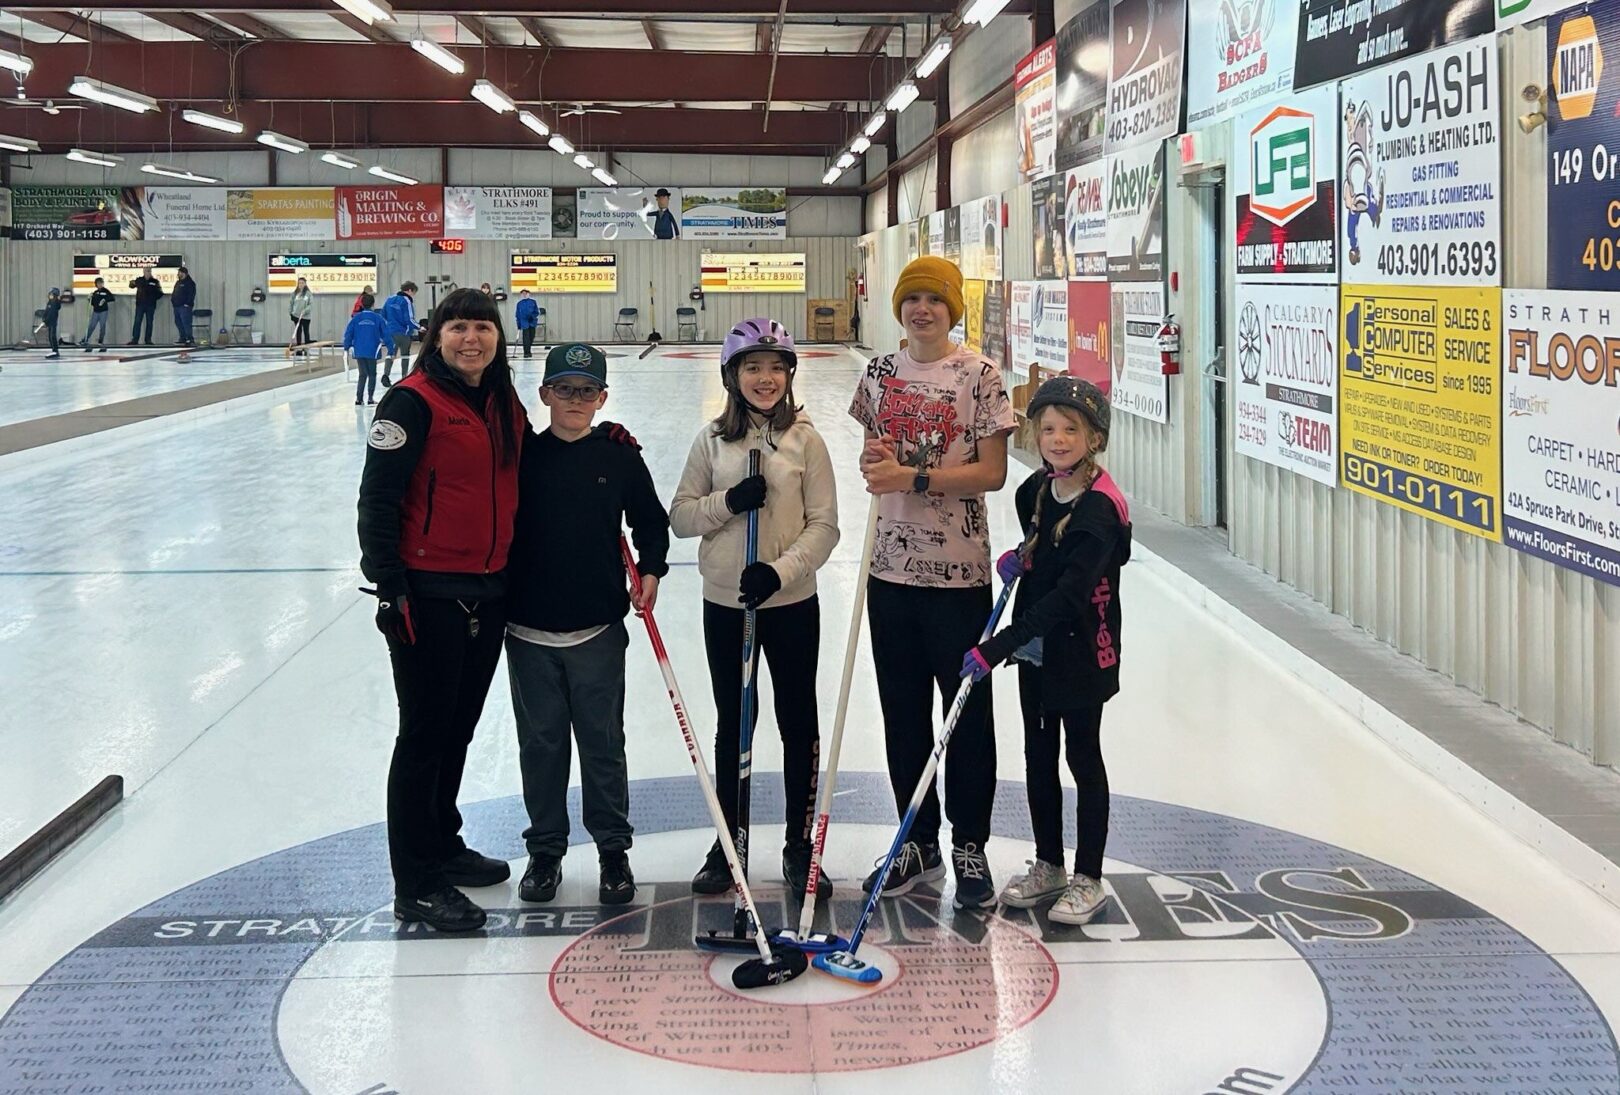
[1156,314,1182,375]
[857,272,867,301]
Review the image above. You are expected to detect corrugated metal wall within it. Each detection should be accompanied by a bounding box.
[1219,27,1619,765]
[4,236,857,347]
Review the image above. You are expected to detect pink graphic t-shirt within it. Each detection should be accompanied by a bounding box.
[848,345,1016,588]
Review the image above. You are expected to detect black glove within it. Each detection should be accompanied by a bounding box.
[362,586,416,645]
[725,474,768,514]
[738,562,782,609]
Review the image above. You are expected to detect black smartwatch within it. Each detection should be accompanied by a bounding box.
[912,469,931,494]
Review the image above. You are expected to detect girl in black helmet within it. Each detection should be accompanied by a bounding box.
[961,375,1132,925]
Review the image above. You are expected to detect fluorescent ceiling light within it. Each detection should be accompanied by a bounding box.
[0,133,40,153]
[916,36,952,78]
[573,153,595,170]
[256,130,309,153]
[863,111,887,137]
[332,0,392,25]
[368,163,418,184]
[181,108,244,134]
[69,76,157,114]
[66,148,121,167]
[0,47,34,77]
[850,135,871,155]
[886,81,920,113]
[962,0,1012,25]
[518,110,549,137]
[547,134,574,155]
[321,151,359,169]
[591,167,617,186]
[471,79,515,114]
[822,166,843,185]
[141,162,220,183]
[410,37,464,75]
[836,152,856,169]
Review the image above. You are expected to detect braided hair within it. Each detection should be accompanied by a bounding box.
[1018,405,1105,559]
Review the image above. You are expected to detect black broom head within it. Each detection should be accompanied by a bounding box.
[730,943,808,989]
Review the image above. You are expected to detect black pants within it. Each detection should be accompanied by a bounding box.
[383,333,412,379]
[1018,664,1108,879]
[355,357,377,402]
[44,320,58,353]
[866,578,995,849]
[386,595,507,898]
[131,305,155,343]
[703,596,820,848]
[521,327,536,357]
[292,317,311,346]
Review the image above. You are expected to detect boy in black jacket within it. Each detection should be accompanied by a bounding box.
[506,342,669,907]
[81,278,113,351]
[40,288,62,359]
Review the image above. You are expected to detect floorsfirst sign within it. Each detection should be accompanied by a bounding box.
[1235,283,1339,485]
[1339,284,1502,539]
[1339,38,1500,285]
[1501,290,1620,586]
[1547,1,1620,290]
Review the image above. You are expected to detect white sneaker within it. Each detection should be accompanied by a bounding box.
[1048,874,1107,925]
[998,859,1069,908]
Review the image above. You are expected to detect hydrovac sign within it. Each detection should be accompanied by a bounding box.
[2,774,1615,1090]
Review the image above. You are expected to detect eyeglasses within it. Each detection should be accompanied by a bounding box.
[547,382,603,402]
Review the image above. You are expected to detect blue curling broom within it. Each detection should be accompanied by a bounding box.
[813,573,1019,985]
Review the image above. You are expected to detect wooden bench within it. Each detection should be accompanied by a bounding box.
[286,339,340,373]
[1010,364,1064,429]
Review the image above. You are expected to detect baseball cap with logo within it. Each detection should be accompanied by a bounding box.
[543,342,609,388]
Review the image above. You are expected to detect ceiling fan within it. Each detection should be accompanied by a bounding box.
[3,98,86,113]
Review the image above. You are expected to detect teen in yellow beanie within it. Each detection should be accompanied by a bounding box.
[890,256,965,327]
[846,248,1016,911]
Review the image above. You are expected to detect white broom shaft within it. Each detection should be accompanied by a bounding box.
[794,494,880,937]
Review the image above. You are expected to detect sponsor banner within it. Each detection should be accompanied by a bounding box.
[1032,281,1070,377]
[1339,284,1502,538]
[944,207,962,266]
[700,252,806,293]
[12,186,135,241]
[1294,0,1493,90]
[1065,162,1109,279]
[1110,281,1170,422]
[1107,141,1165,282]
[1008,281,1038,390]
[1502,290,1620,585]
[680,187,787,239]
[1187,0,1300,127]
[1340,39,1501,286]
[443,187,553,239]
[1105,0,1187,154]
[577,187,680,241]
[982,280,1008,368]
[511,253,618,293]
[958,195,1002,282]
[961,201,985,282]
[227,189,334,241]
[1234,282,1339,485]
[336,185,444,240]
[268,253,379,295]
[1068,279,1112,389]
[1547,3,1620,290]
[1015,39,1059,181]
[1056,1,1110,170]
[906,219,923,262]
[927,211,945,258]
[964,280,986,354]
[141,187,226,241]
[1501,0,1572,31]
[1033,175,1066,280]
[1234,85,1338,280]
[72,253,184,296]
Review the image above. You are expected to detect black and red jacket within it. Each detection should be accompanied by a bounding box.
[357,351,528,601]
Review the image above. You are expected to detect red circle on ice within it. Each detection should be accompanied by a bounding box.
[548,898,1059,1073]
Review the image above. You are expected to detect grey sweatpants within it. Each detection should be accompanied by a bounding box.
[506,622,633,857]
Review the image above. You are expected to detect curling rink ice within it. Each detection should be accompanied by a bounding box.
[2,344,1619,1094]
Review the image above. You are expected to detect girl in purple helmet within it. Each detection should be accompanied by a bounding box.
[670,318,841,901]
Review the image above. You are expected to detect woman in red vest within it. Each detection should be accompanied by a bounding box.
[357,287,529,933]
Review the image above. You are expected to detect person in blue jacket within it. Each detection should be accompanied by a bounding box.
[172,266,198,347]
[380,281,424,388]
[344,292,390,405]
[514,289,540,359]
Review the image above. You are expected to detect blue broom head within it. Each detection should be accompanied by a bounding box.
[812,949,883,985]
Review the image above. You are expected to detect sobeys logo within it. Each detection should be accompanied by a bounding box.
[1499,0,1530,13]
[1249,105,1315,227]
[1554,14,1602,121]
[1108,157,1154,215]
